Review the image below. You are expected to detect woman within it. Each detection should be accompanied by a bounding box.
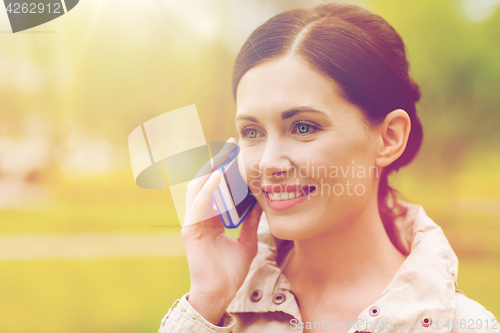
[159,3,499,332]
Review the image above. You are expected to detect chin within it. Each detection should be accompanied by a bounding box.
[266,216,317,241]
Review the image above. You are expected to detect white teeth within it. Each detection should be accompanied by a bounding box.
[268,191,303,201]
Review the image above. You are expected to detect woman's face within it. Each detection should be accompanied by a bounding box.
[235,55,382,240]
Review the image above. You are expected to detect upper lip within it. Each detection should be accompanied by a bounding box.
[261,184,316,194]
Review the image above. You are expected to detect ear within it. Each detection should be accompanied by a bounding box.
[375,109,411,168]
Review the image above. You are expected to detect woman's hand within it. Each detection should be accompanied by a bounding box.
[181,137,263,326]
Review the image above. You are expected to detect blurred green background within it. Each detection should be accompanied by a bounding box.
[0,0,499,332]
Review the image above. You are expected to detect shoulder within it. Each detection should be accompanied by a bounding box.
[452,291,499,333]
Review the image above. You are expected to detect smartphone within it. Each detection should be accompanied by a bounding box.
[211,143,257,229]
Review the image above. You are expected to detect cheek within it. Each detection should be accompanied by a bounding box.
[237,151,260,184]
[296,136,378,196]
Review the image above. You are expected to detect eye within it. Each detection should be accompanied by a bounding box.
[297,124,310,134]
[240,127,262,139]
[292,121,318,135]
[247,129,258,138]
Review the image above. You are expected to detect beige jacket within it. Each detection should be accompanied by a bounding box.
[159,203,499,333]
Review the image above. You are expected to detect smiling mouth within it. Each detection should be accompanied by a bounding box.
[264,186,316,201]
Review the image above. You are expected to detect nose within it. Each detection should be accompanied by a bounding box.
[258,138,293,179]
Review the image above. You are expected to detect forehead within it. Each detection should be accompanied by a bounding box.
[236,55,345,117]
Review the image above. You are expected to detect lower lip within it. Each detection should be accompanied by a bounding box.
[265,191,314,211]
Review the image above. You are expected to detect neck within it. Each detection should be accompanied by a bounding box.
[285,196,406,296]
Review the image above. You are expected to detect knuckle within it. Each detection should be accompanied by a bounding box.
[190,197,204,212]
[181,224,203,241]
[186,179,199,192]
[180,226,192,239]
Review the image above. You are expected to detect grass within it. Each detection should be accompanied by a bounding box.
[0,172,181,234]
[0,257,190,333]
[0,256,498,333]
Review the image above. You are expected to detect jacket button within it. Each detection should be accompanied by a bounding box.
[250,290,262,302]
[421,316,432,327]
[368,306,380,317]
[273,293,286,305]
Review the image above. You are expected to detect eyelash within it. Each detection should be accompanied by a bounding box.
[292,121,319,135]
[240,121,319,139]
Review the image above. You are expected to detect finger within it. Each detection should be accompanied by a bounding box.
[211,137,238,172]
[187,138,237,194]
[237,202,263,249]
[184,169,223,228]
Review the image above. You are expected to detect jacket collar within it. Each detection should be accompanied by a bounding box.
[227,202,459,333]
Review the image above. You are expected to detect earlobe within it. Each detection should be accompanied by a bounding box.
[375,109,411,168]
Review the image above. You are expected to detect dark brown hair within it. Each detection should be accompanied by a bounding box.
[232,2,423,252]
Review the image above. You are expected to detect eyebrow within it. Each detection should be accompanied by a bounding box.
[235,106,328,123]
